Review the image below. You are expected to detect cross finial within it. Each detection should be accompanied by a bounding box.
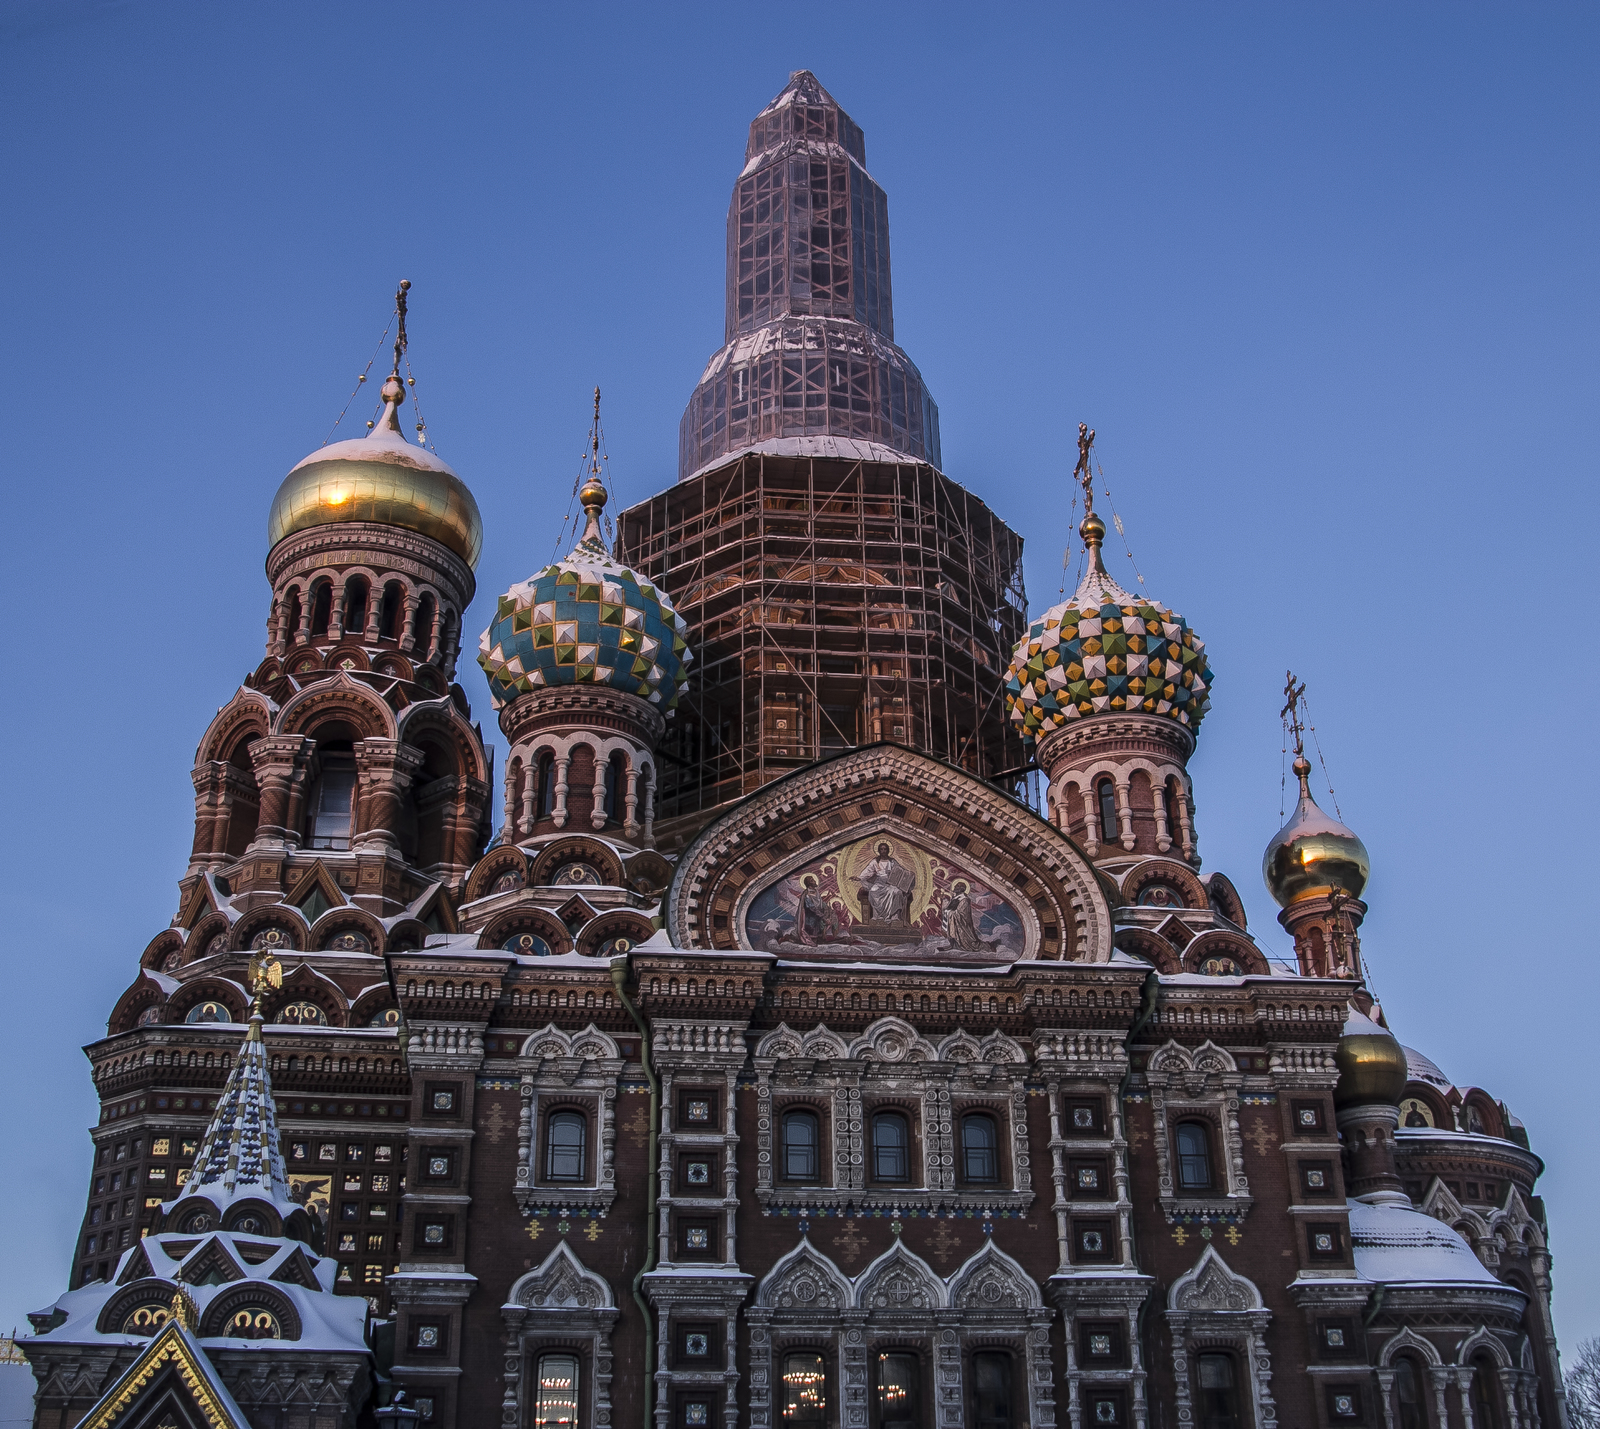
[392,279,411,377]
[1073,423,1096,517]
[1281,670,1308,761]
[577,387,609,547]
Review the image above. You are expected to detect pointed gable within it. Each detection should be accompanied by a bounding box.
[73,1320,250,1429]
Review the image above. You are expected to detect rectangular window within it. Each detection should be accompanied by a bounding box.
[310,758,356,850]
[970,1351,1013,1429]
[534,1353,579,1429]
[874,1352,920,1429]
[781,1351,826,1426]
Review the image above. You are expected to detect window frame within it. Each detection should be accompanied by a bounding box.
[1195,1350,1243,1429]
[778,1347,829,1428]
[958,1111,1001,1187]
[1096,777,1120,844]
[1174,1119,1215,1193]
[968,1348,1015,1429]
[869,1109,914,1186]
[542,1107,590,1186]
[779,1107,824,1185]
[871,1348,924,1429]
[532,1348,582,1429]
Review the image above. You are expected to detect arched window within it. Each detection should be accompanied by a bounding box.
[960,1113,999,1184]
[604,751,627,821]
[1393,1356,1425,1429]
[533,1351,579,1429]
[1175,1121,1213,1192]
[543,1110,587,1183]
[537,750,557,817]
[414,592,436,659]
[1097,778,1119,843]
[874,1352,920,1429]
[1164,780,1181,838]
[781,1351,826,1426]
[782,1109,820,1183]
[871,1111,910,1183]
[309,582,333,638]
[283,587,302,645]
[344,578,369,638]
[1196,1352,1241,1429]
[970,1351,1013,1429]
[378,582,403,641]
[1471,1355,1501,1429]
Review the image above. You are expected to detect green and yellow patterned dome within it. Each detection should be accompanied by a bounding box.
[477,476,691,713]
[1003,514,1212,739]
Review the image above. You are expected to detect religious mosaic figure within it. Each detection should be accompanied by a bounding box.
[856,842,914,924]
[940,881,983,952]
[795,876,840,945]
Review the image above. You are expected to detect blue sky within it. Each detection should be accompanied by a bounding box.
[2,0,1596,1347]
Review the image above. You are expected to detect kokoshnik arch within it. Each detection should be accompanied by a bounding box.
[19,70,1570,1429]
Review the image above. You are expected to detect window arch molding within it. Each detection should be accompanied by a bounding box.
[501,1241,618,1429]
[1164,1245,1276,1429]
[1145,1039,1253,1224]
[515,1023,623,1215]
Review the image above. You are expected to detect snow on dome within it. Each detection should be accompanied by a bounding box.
[1403,1045,1454,1091]
[1003,561,1212,740]
[1347,1199,1499,1286]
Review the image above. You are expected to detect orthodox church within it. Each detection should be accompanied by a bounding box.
[21,70,1569,1429]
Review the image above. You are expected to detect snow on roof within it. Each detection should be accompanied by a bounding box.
[1402,1045,1453,1090]
[25,1232,367,1354]
[1347,1199,1500,1286]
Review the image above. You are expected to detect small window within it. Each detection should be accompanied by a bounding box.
[605,752,627,821]
[874,1352,920,1429]
[970,1351,1013,1429]
[960,1114,999,1184]
[534,1351,580,1429]
[1393,1356,1425,1429]
[545,1111,588,1183]
[782,1110,821,1183]
[1097,778,1119,843]
[871,1111,911,1183]
[1197,1352,1241,1429]
[1175,1121,1213,1192]
[1471,1355,1500,1429]
[536,751,557,818]
[782,1352,826,1426]
[309,756,357,850]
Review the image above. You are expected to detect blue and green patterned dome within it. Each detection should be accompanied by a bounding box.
[1004,562,1212,739]
[477,527,692,713]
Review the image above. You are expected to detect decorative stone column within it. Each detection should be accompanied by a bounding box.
[623,755,640,839]
[247,736,315,849]
[353,739,425,851]
[1114,778,1136,850]
[400,592,419,654]
[642,764,656,848]
[551,754,572,829]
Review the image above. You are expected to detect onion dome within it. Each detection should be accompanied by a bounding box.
[1263,755,1370,908]
[477,462,691,712]
[267,371,483,567]
[1335,1004,1408,1109]
[1003,507,1212,739]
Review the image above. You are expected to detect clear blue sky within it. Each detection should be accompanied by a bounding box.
[2,0,1596,1348]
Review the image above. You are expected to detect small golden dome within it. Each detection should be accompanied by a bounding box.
[1334,1007,1407,1108]
[267,375,483,567]
[1262,758,1370,908]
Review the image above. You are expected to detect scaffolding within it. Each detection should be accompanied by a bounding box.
[617,451,1032,826]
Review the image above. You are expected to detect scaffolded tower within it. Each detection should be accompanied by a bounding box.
[677,70,942,481]
[619,73,1030,831]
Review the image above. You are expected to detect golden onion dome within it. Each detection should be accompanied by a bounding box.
[1262,757,1370,908]
[1334,1005,1408,1109]
[267,374,483,567]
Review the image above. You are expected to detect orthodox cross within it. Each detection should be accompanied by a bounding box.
[1281,671,1308,760]
[1073,423,1097,517]
[1327,888,1352,977]
[392,278,411,376]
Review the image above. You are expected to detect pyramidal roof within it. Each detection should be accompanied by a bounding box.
[171,1011,294,1217]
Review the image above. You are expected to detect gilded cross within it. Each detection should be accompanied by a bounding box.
[1281,671,1308,760]
[1073,423,1097,516]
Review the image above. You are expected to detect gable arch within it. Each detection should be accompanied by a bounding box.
[853,1240,946,1312]
[756,1237,853,1311]
[478,907,572,956]
[1183,931,1271,977]
[506,1238,615,1311]
[195,689,275,768]
[275,672,397,741]
[668,747,1108,963]
[946,1238,1041,1311]
[308,905,386,955]
[1456,1326,1512,1368]
[464,846,530,903]
[1120,857,1209,911]
[530,836,626,889]
[1377,1326,1443,1368]
[141,928,189,973]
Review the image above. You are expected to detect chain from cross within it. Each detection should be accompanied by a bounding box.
[1281,670,1307,759]
[1073,423,1097,516]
